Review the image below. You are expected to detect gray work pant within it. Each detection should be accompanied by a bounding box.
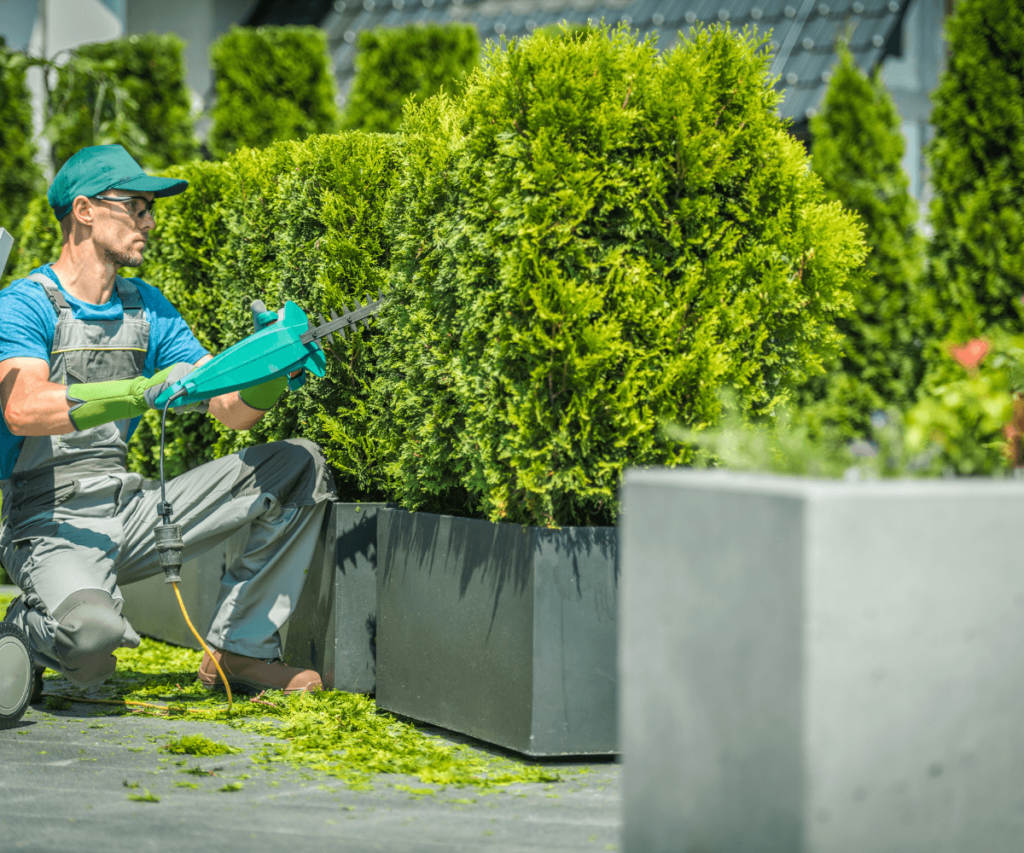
[1,439,334,687]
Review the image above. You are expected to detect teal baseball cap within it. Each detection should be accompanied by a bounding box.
[47,144,188,222]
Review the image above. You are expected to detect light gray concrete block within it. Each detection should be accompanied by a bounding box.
[620,469,1024,853]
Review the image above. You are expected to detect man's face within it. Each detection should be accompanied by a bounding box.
[85,190,157,268]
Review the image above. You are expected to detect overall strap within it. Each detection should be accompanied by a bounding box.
[114,276,144,315]
[26,273,70,316]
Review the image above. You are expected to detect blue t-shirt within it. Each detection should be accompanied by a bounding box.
[0,264,209,478]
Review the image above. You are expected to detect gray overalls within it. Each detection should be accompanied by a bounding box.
[1,274,333,687]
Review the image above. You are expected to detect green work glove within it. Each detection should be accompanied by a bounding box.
[67,363,197,431]
[238,376,287,411]
[236,299,290,412]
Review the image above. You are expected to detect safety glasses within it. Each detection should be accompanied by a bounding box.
[91,194,156,220]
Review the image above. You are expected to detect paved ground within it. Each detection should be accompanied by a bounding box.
[0,592,621,853]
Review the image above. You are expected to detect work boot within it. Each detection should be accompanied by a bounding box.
[197,648,322,696]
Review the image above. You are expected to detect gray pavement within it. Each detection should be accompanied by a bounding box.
[0,666,621,853]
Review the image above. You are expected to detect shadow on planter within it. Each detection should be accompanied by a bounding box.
[376,508,618,757]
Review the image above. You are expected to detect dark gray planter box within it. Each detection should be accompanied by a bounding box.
[375,508,618,757]
[283,502,390,692]
[122,502,387,694]
[620,469,1024,853]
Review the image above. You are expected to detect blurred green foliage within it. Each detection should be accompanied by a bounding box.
[46,33,197,171]
[927,0,1024,338]
[803,44,928,439]
[208,26,339,159]
[0,39,44,287]
[341,23,480,133]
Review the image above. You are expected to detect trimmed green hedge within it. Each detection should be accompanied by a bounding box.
[801,45,927,438]
[371,24,867,526]
[47,33,197,171]
[127,133,399,498]
[927,0,1024,337]
[208,26,339,159]
[341,23,480,133]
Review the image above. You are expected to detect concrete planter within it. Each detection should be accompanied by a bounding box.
[620,469,1024,853]
[122,502,388,693]
[375,508,618,757]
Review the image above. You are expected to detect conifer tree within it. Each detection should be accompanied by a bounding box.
[209,26,339,158]
[803,45,926,436]
[341,23,479,133]
[927,0,1024,338]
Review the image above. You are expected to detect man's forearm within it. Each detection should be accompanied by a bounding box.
[3,380,75,436]
[208,391,265,431]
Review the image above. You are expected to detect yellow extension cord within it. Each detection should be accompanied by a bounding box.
[42,582,234,714]
[171,581,233,709]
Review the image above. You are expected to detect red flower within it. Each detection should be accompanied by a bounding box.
[948,338,989,371]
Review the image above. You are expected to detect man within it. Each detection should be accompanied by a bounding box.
[0,145,333,697]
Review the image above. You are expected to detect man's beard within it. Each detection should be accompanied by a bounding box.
[104,244,144,268]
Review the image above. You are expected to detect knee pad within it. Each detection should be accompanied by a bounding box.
[52,589,126,687]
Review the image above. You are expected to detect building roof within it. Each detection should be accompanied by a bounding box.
[247,0,911,128]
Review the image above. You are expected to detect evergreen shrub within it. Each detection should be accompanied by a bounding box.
[927,0,1024,337]
[208,26,339,159]
[802,45,927,438]
[47,33,197,170]
[372,24,867,527]
[128,133,400,499]
[341,23,480,133]
[0,40,43,282]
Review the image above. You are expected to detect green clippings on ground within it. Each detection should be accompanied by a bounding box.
[161,734,240,756]
[122,780,139,789]
[26,635,571,793]
[181,765,220,777]
[218,782,244,793]
[174,782,200,789]
[393,785,436,796]
[44,695,71,710]
[126,790,160,803]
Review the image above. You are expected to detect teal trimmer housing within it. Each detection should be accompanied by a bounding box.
[154,293,383,410]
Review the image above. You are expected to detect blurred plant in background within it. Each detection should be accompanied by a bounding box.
[800,42,929,440]
[208,26,339,158]
[341,23,480,133]
[926,0,1024,339]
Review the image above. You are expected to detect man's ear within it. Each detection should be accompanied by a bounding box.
[71,195,94,228]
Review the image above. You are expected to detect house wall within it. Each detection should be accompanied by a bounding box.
[880,0,947,221]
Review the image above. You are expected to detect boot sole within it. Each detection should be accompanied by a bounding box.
[0,622,35,729]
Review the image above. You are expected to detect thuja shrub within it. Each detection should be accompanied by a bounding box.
[373,24,867,527]
[47,33,197,170]
[129,133,399,499]
[801,45,927,438]
[0,41,43,284]
[927,0,1024,338]
[341,23,480,133]
[208,26,339,159]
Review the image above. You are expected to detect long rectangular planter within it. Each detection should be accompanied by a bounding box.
[375,508,618,757]
[620,469,1024,853]
[121,502,387,694]
[283,502,391,692]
